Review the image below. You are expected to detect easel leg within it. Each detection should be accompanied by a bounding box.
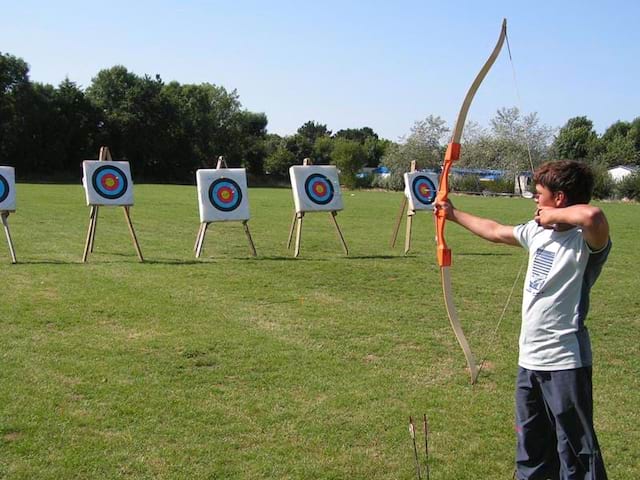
[330,211,348,255]
[404,211,414,254]
[294,212,304,258]
[390,196,407,248]
[242,220,257,257]
[287,211,298,249]
[123,206,144,262]
[196,223,209,258]
[82,206,97,263]
[89,206,99,253]
[1,212,17,264]
[194,223,205,252]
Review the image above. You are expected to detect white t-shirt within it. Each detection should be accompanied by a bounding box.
[513,221,611,371]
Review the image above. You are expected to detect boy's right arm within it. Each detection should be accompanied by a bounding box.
[436,200,520,246]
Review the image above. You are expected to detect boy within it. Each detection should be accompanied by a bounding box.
[435,160,611,479]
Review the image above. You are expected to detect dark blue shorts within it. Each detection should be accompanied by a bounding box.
[514,367,607,480]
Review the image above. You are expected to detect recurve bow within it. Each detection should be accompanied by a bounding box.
[435,19,507,384]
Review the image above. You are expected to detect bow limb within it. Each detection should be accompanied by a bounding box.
[435,19,507,384]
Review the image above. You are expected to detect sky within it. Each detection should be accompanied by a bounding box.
[2,0,639,141]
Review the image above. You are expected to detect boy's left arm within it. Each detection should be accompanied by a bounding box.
[536,204,610,250]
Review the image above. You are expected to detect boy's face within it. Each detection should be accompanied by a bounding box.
[534,184,566,208]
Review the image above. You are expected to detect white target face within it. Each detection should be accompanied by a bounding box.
[82,161,134,206]
[404,171,439,211]
[196,168,250,222]
[0,166,16,212]
[289,165,343,212]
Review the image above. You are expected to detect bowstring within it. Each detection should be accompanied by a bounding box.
[475,26,534,382]
[506,31,536,174]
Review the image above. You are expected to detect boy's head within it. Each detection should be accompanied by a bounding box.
[533,160,594,206]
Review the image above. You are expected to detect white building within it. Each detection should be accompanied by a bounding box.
[608,165,639,182]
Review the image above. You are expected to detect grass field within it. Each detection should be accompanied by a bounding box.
[1,184,638,479]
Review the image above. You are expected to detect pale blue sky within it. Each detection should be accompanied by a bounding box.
[2,0,639,141]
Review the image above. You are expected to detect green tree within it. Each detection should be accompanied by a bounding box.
[590,161,615,200]
[312,136,334,165]
[598,120,638,166]
[627,117,640,158]
[400,115,448,169]
[602,120,629,142]
[331,138,366,189]
[162,81,236,171]
[87,66,179,178]
[297,121,331,144]
[616,171,640,200]
[334,127,376,143]
[0,52,31,166]
[601,135,637,166]
[264,144,296,178]
[225,110,268,175]
[51,78,101,172]
[552,116,598,161]
[335,127,386,167]
[465,107,553,173]
[283,134,313,162]
[375,142,408,190]
[378,116,448,190]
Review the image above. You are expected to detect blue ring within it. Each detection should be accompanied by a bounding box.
[412,175,437,206]
[0,175,8,204]
[208,178,242,212]
[304,173,334,205]
[92,165,128,200]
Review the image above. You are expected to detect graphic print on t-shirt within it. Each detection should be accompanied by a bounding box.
[527,248,555,295]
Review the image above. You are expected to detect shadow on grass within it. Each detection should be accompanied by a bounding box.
[8,260,80,265]
[457,251,517,257]
[343,255,399,260]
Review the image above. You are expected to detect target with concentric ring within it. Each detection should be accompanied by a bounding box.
[0,174,9,204]
[208,178,243,212]
[304,173,334,205]
[411,175,437,206]
[91,165,129,200]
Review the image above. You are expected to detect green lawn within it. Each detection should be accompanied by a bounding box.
[1,184,638,479]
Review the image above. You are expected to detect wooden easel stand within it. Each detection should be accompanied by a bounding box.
[1,211,17,264]
[390,160,417,254]
[82,146,144,262]
[194,156,257,258]
[287,158,348,257]
[195,220,257,258]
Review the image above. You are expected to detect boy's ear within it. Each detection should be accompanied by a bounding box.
[554,190,567,207]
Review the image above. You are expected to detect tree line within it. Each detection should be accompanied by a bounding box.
[1,51,639,197]
[0,51,388,186]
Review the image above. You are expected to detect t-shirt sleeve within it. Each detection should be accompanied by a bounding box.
[513,220,537,250]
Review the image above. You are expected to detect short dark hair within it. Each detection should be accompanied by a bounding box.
[533,160,594,205]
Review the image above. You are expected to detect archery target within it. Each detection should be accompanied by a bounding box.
[289,165,343,212]
[83,161,134,206]
[0,166,16,212]
[196,168,250,222]
[404,171,439,211]
[305,174,334,205]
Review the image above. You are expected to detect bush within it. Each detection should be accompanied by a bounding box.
[590,162,615,200]
[371,172,404,191]
[450,175,482,193]
[481,177,515,194]
[353,174,374,189]
[616,172,640,200]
